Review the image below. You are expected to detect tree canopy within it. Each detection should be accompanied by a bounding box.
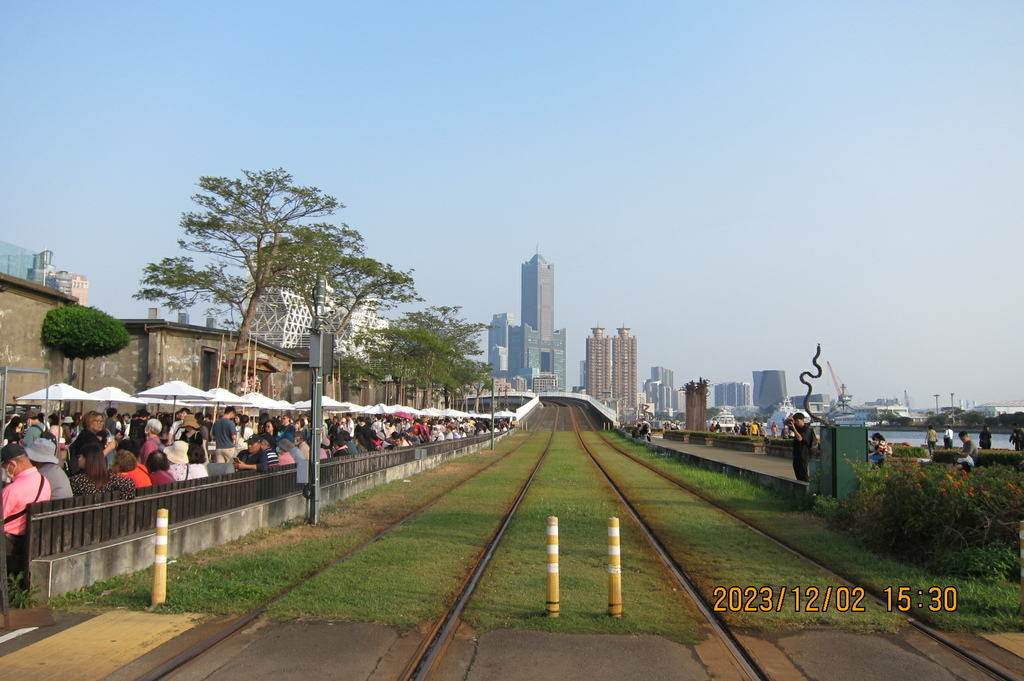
[135,168,417,390]
[360,306,489,407]
[41,304,131,363]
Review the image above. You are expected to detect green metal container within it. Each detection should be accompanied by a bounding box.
[818,426,868,498]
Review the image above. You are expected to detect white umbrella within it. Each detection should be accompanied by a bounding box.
[84,387,147,405]
[135,380,211,401]
[292,396,352,410]
[204,388,246,404]
[359,403,390,415]
[135,380,212,413]
[332,401,364,412]
[272,399,294,410]
[494,410,516,419]
[420,407,444,417]
[240,392,281,410]
[16,383,93,402]
[441,408,470,418]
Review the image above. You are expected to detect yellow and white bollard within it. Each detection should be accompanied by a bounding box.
[608,517,622,618]
[546,516,559,617]
[152,508,169,607]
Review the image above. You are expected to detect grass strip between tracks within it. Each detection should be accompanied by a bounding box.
[462,433,705,644]
[587,432,899,633]
[606,432,1024,633]
[266,437,549,627]
[48,435,531,616]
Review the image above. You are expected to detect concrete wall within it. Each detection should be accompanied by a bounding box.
[31,434,506,601]
[80,320,297,398]
[0,272,77,403]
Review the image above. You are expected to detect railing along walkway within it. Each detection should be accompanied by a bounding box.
[24,435,491,567]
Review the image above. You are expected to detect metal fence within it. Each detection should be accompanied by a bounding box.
[24,434,489,568]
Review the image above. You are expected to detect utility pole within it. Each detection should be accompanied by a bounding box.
[305,277,329,525]
[950,393,955,426]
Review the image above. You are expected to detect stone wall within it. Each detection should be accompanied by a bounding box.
[0,273,77,405]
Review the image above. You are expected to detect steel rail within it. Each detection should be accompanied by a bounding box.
[399,406,562,681]
[131,419,553,681]
[567,408,769,681]
[601,431,1024,681]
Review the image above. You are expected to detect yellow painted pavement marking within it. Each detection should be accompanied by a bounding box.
[982,633,1024,660]
[1,609,200,681]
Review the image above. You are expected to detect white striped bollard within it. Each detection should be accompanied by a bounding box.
[547,516,559,617]
[152,508,169,607]
[608,517,622,617]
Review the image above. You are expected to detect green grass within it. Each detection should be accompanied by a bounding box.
[269,438,550,627]
[606,432,1024,632]
[588,433,899,633]
[463,433,704,644]
[49,435,534,615]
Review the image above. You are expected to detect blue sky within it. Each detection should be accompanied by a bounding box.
[2,2,1021,407]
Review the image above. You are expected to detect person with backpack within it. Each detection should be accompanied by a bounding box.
[21,410,54,447]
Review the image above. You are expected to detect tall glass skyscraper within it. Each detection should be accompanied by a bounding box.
[497,252,566,391]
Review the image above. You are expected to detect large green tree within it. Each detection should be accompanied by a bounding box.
[361,306,489,408]
[135,169,416,390]
[41,304,131,386]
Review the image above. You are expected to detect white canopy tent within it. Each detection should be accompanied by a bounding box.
[84,387,148,405]
[16,383,93,402]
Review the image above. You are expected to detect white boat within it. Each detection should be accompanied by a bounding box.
[709,406,737,431]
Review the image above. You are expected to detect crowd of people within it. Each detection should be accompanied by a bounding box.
[2,404,513,576]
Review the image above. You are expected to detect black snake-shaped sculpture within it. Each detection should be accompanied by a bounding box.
[798,344,828,425]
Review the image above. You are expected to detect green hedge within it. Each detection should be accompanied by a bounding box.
[932,449,1022,468]
[678,430,761,443]
[891,445,927,458]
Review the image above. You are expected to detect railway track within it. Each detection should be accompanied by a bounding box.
[129,401,1023,680]
[589,422,1024,681]
[135,408,561,681]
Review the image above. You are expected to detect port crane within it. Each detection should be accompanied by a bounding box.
[826,361,855,419]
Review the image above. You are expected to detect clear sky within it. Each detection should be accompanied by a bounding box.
[2,2,1021,408]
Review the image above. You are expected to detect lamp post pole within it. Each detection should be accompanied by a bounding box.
[950,393,955,426]
[934,394,940,416]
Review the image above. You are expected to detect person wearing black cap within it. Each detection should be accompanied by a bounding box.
[3,442,53,561]
[784,412,815,483]
[234,434,278,473]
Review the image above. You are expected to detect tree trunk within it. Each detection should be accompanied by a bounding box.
[231,297,261,392]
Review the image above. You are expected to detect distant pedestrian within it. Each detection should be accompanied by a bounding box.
[943,426,954,450]
[979,425,992,450]
[1011,424,1024,452]
[926,425,938,458]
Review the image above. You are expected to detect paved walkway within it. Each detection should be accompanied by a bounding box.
[651,435,799,480]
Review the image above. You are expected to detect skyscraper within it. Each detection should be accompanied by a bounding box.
[521,254,554,341]
[612,327,637,411]
[488,313,515,374]
[493,252,566,391]
[585,327,612,401]
[752,370,788,409]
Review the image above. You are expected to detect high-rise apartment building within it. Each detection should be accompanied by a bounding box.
[611,327,637,411]
[585,327,612,401]
[494,252,566,391]
[714,381,753,407]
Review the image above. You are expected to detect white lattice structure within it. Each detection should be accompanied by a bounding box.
[251,288,388,356]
